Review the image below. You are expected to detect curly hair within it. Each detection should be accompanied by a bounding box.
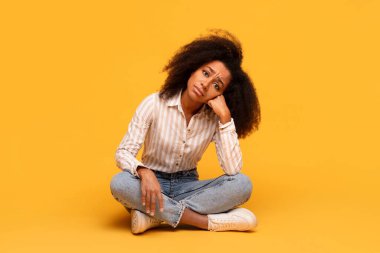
[159,29,261,139]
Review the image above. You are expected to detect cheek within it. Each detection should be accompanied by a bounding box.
[210,87,222,95]
[204,90,218,101]
[187,73,196,85]
[187,77,192,86]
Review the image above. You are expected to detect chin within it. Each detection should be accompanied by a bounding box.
[189,93,199,101]
[188,88,204,103]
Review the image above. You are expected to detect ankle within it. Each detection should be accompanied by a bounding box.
[179,208,209,229]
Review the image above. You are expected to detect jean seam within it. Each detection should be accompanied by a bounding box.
[180,176,251,213]
[180,177,228,203]
[172,174,226,199]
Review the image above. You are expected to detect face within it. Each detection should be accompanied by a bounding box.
[186,60,232,103]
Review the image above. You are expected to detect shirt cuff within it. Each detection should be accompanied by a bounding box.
[218,118,235,131]
[132,161,145,178]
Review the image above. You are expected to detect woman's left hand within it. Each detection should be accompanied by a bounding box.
[207,95,231,124]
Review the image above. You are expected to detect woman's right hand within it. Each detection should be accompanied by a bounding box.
[136,166,164,216]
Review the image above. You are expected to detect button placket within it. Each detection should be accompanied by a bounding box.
[176,127,187,169]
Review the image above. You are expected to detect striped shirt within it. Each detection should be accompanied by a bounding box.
[115,89,243,178]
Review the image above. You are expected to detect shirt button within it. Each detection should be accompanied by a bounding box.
[176,163,179,166]
[183,141,186,144]
[179,155,182,157]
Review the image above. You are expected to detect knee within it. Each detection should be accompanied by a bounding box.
[227,173,253,201]
[110,171,141,209]
[110,171,131,198]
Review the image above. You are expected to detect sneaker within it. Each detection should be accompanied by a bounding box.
[130,209,163,234]
[207,207,258,232]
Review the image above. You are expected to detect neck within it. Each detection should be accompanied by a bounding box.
[181,88,203,115]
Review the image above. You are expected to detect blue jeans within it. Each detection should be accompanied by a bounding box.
[110,168,253,228]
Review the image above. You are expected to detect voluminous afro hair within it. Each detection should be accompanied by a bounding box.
[159,29,261,139]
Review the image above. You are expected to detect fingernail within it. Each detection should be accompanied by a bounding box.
[160,208,163,212]
[142,203,145,206]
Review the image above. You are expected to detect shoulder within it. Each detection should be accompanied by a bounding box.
[142,92,159,103]
[134,92,160,118]
[137,92,159,108]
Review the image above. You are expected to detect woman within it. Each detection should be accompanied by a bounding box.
[110,29,261,234]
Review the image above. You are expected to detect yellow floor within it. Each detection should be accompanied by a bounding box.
[1,156,379,252]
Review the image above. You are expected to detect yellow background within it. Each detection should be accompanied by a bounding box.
[1,0,379,252]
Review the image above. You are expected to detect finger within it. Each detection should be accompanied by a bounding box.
[158,193,164,212]
[150,193,156,216]
[141,188,146,206]
[145,190,151,213]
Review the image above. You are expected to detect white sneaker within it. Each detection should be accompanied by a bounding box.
[207,207,258,232]
[130,209,163,234]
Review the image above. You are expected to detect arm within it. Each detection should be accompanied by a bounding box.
[116,94,164,214]
[115,94,155,178]
[212,118,243,175]
[207,95,243,175]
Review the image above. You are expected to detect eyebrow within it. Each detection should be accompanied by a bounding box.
[207,66,225,88]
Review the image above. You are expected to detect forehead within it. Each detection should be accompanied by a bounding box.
[202,60,229,72]
[202,60,232,81]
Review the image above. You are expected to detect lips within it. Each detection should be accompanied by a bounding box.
[193,85,204,96]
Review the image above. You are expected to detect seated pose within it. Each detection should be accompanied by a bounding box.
[110,29,261,234]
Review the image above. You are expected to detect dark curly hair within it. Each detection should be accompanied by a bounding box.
[159,29,261,139]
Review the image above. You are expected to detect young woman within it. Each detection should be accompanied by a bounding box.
[110,29,261,234]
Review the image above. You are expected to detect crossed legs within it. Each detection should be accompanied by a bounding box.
[110,170,253,229]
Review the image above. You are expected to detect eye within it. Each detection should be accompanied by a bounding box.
[202,70,209,77]
[213,82,220,91]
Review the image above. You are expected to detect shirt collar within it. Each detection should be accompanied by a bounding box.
[166,89,183,107]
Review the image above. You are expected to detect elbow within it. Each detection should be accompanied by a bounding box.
[114,149,124,169]
[115,149,120,163]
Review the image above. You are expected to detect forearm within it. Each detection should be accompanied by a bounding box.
[215,118,243,175]
[219,134,242,174]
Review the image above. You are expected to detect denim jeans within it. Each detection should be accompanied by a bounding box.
[110,168,253,228]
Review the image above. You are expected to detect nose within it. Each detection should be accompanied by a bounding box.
[201,79,212,90]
